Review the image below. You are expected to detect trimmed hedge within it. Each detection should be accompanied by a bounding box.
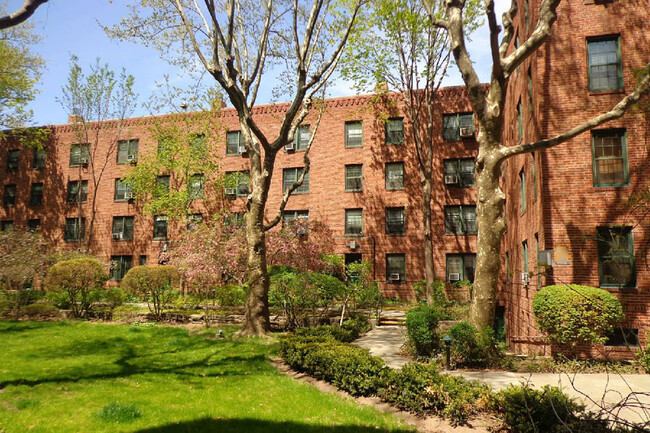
[532,285,624,346]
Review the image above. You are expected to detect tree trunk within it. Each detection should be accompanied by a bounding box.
[422,178,436,303]
[469,147,507,329]
[239,200,271,336]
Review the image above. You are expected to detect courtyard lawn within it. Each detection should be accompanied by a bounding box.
[0,321,412,433]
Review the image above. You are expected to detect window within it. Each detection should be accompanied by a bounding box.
[29,183,43,206]
[443,158,476,187]
[442,113,474,141]
[293,125,310,151]
[587,36,622,91]
[153,215,168,240]
[155,175,170,197]
[117,139,139,164]
[157,137,172,156]
[7,149,19,171]
[597,226,635,288]
[69,143,90,167]
[592,129,628,186]
[386,207,405,235]
[605,328,639,347]
[225,171,250,196]
[528,67,534,113]
[517,99,523,140]
[139,255,147,266]
[28,219,40,231]
[190,134,206,158]
[345,164,363,192]
[3,184,16,207]
[520,169,526,212]
[112,216,135,241]
[283,167,309,194]
[385,118,404,145]
[386,254,406,282]
[33,147,46,170]
[67,180,88,204]
[445,205,477,234]
[64,217,85,241]
[531,153,537,200]
[187,213,203,230]
[189,173,204,199]
[522,241,529,276]
[345,121,363,147]
[114,179,134,202]
[505,252,511,283]
[110,255,133,281]
[345,209,363,236]
[446,254,476,283]
[226,131,242,155]
[283,210,309,226]
[385,162,404,190]
[224,212,245,227]
[1,220,13,231]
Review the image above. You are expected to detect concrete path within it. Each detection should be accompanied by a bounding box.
[353,325,650,425]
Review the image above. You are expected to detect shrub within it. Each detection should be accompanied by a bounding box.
[105,287,127,311]
[448,322,506,367]
[294,325,356,343]
[492,384,583,433]
[380,362,490,425]
[23,303,59,319]
[215,284,246,307]
[533,285,624,347]
[342,314,372,338]
[637,345,650,373]
[406,305,442,357]
[44,258,108,318]
[121,265,180,320]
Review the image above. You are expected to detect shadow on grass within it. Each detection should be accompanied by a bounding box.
[133,417,413,433]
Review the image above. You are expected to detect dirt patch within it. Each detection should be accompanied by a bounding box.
[271,358,496,433]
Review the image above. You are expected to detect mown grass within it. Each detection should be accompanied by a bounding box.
[0,321,412,433]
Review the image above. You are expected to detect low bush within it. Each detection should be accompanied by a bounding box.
[380,362,491,425]
[406,305,442,357]
[279,334,386,396]
[121,265,180,320]
[44,258,108,318]
[342,314,372,338]
[294,325,357,343]
[637,345,650,373]
[23,303,59,319]
[448,322,507,367]
[532,285,624,347]
[492,384,583,433]
[104,287,127,311]
[215,284,246,307]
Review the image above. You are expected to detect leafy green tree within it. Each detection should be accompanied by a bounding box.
[108,0,362,336]
[57,56,138,251]
[0,3,44,129]
[342,0,480,302]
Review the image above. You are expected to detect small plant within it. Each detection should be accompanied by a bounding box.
[448,322,507,367]
[104,287,127,311]
[96,402,142,423]
[23,303,59,319]
[44,258,108,318]
[492,384,583,433]
[405,305,442,357]
[532,284,624,347]
[637,344,650,373]
[121,265,180,320]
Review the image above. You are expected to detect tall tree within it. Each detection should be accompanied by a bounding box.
[425,0,650,329]
[108,0,362,336]
[0,3,44,129]
[341,0,479,303]
[58,56,138,252]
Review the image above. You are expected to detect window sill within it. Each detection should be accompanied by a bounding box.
[588,88,625,97]
[345,190,363,193]
[600,285,637,292]
[387,233,406,236]
[386,280,406,284]
[153,238,168,242]
[594,183,629,188]
[345,233,363,237]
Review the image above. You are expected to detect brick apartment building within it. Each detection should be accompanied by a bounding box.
[0,0,648,355]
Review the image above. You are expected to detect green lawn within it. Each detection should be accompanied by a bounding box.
[0,321,412,433]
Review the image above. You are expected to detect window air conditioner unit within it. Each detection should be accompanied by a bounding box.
[389,273,401,282]
[80,158,89,166]
[112,233,122,240]
[459,126,474,138]
[448,273,461,282]
[444,174,458,185]
[127,154,135,161]
[224,187,237,196]
[347,240,360,250]
[285,142,295,152]
[521,272,530,284]
[238,145,248,155]
[125,192,134,199]
[296,227,308,236]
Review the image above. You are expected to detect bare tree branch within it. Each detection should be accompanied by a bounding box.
[0,0,48,30]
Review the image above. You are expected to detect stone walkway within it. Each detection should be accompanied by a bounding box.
[353,325,650,425]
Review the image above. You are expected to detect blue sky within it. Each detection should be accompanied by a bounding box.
[12,0,509,126]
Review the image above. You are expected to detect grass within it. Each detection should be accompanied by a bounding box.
[0,321,412,433]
